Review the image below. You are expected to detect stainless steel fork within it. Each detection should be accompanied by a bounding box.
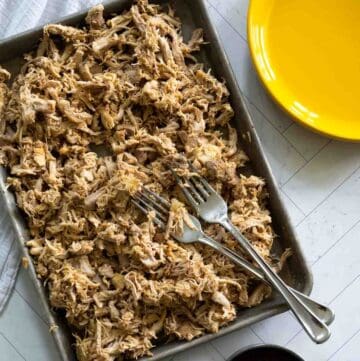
[132,189,331,303]
[132,188,266,278]
[170,166,334,344]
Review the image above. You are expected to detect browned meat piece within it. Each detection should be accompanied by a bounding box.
[85,4,105,30]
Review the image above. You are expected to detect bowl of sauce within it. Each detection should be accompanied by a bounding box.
[227,344,304,361]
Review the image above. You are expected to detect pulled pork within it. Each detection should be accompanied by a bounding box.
[0,1,280,359]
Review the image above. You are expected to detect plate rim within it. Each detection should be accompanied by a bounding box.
[247,0,360,142]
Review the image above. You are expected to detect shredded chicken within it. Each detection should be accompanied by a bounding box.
[0,1,282,360]
[21,256,29,269]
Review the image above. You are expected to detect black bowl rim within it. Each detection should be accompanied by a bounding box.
[226,344,305,361]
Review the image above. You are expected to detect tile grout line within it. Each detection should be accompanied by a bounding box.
[280,189,307,218]
[281,139,332,192]
[208,342,226,360]
[285,274,360,347]
[281,124,329,159]
[310,218,360,267]
[326,327,360,360]
[284,324,305,347]
[0,331,27,361]
[245,94,296,139]
[244,95,307,163]
[207,1,248,43]
[14,288,50,326]
[281,121,294,134]
[294,216,306,228]
[291,162,360,227]
[321,277,360,360]
[327,273,360,305]
[209,341,228,360]
[249,326,266,343]
[0,230,15,277]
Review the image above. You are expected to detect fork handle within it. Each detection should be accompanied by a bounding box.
[198,235,265,279]
[220,218,331,344]
[200,235,333,326]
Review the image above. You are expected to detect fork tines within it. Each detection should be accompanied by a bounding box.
[131,187,170,229]
[169,164,214,207]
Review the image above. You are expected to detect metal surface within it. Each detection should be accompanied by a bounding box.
[0,1,313,360]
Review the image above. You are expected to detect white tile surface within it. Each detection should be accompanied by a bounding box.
[283,141,360,214]
[15,268,48,322]
[247,102,306,186]
[0,290,61,361]
[287,276,360,360]
[295,166,360,264]
[251,312,301,346]
[283,123,330,161]
[1,0,360,360]
[328,330,360,361]
[279,189,306,227]
[0,333,25,361]
[207,0,249,40]
[173,343,224,361]
[211,327,262,359]
[310,221,360,302]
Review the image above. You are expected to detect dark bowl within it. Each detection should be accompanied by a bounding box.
[227,344,305,361]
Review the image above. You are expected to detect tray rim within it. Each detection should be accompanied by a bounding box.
[0,1,313,360]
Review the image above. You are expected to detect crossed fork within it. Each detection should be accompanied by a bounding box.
[132,164,334,344]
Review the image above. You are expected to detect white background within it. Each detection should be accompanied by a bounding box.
[0,1,359,360]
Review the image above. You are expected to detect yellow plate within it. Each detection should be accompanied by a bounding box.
[247,0,360,141]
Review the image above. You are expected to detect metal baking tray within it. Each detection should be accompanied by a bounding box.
[0,1,312,360]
